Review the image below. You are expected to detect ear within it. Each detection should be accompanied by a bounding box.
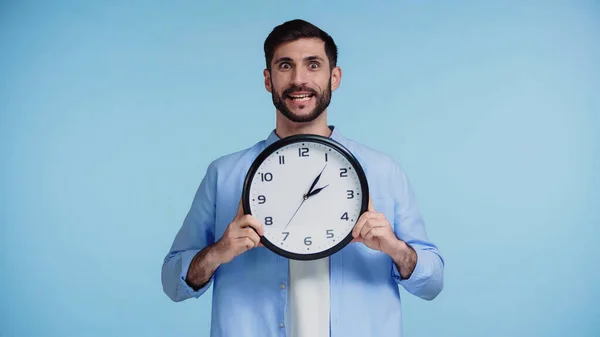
[263,69,272,93]
[330,66,342,92]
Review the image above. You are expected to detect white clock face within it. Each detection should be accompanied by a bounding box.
[246,138,366,259]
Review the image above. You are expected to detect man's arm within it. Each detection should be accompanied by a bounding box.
[184,244,222,291]
[161,162,218,302]
[390,162,445,301]
[183,206,265,291]
[389,240,417,280]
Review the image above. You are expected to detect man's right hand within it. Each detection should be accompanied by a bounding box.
[185,199,264,290]
[212,199,264,265]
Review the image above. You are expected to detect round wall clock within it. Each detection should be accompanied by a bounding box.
[242,134,369,260]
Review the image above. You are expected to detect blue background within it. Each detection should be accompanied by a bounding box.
[1,1,599,336]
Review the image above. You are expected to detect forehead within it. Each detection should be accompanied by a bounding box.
[272,38,327,62]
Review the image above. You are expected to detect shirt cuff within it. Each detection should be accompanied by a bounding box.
[179,249,213,298]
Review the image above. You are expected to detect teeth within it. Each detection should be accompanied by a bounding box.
[289,94,312,102]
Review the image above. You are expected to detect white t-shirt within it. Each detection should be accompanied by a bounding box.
[286,257,330,337]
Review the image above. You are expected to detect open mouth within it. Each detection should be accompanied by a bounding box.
[286,93,315,102]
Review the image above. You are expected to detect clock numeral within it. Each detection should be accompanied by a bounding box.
[298,147,309,157]
[260,172,273,182]
[282,231,289,241]
[257,195,266,204]
[340,168,348,177]
[304,236,312,245]
[326,229,334,238]
[347,190,354,199]
[265,216,273,225]
[278,155,285,165]
[341,212,349,221]
[325,153,328,162]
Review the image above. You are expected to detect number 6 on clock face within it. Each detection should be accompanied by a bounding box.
[242,134,369,260]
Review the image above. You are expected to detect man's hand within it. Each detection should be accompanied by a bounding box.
[351,197,397,252]
[185,199,264,290]
[351,197,417,279]
[213,199,265,265]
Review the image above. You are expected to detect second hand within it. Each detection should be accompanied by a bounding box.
[284,195,307,229]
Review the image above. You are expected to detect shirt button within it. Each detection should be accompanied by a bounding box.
[280,283,286,289]
[279,323,284,328]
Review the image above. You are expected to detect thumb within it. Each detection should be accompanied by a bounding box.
[368,196,375,212]
[236,198,245,218]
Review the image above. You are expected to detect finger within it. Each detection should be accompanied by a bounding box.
[352,212,376,238]
[241,227,261,247]
[235,226,259,240]
[368,196,375,212]
[352,213,369,238]
[235,237,256,252]
[236,198,245,218]
[362,213,389,238]
[351,236,362,243]
[364,226,385,241]
[360,218,382,239]
[237,214,265,236]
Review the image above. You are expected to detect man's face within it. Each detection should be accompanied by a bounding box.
[264,38,341,123]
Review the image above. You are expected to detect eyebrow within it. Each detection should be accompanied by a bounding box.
[273,55,325,65]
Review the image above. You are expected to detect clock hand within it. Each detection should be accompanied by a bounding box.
[284,198,306,229]
[306,184,329,198]
[285,164,328,229]
[306,164,327,196]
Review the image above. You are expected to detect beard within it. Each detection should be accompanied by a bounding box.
[271,76,332,123]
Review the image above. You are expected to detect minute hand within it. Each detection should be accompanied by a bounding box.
[306,164,327,195]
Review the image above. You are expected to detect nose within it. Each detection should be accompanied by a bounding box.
[290,67,308,86]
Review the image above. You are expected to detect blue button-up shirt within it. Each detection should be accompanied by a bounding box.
[161,126,444,337]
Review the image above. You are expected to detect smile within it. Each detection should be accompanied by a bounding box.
[287,93,315,102]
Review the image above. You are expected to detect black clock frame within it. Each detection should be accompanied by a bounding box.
[242,133,370,260]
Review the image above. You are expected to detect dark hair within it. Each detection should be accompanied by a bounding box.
[263,19,338,71]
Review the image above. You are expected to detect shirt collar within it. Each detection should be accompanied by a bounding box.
[264,125,344,148]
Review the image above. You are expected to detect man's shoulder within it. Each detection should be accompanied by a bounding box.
[340,135,398,171]
[338,134,410,199]
[206,140,265,174]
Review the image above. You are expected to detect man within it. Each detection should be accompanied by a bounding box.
[162,19,444,337]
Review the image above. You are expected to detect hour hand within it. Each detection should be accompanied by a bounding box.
[307,164,327,195]
[307,184,329,198]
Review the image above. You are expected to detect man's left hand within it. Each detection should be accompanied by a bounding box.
[351,197,418,279]
[351,197,400,254]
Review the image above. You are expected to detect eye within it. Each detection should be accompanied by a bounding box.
[309,62,320,69]
[279,62,292,69]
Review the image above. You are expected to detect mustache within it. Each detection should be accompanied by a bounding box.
[282,85,318,96]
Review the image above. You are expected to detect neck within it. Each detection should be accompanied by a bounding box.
[275,110,332,139]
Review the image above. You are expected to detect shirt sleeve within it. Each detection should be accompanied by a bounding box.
[161,161,218,302]
[390,161,445,301]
